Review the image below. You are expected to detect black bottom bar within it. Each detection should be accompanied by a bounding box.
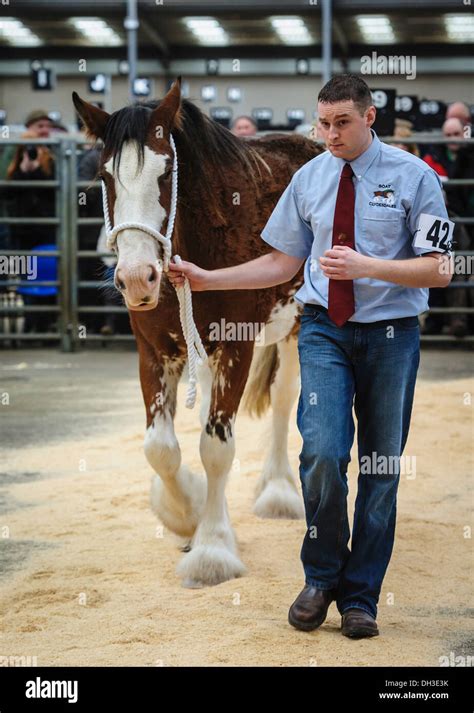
[0,666,470,711]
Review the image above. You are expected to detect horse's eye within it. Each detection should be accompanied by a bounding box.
[159,168,172,183]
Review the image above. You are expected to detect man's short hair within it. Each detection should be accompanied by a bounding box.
[318,74,373,116]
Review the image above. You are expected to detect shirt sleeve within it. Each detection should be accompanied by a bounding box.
[408,169,452,256]
[260,175,314,259]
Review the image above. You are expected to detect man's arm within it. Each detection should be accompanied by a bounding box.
[168,169,313,292]
[366,252,452,287]
[319,245,452,288]
[167,249,304,291]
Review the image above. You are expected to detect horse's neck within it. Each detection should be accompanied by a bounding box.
[173,190,227,264]
[172,214,192,261]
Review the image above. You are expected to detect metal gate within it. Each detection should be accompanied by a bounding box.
[0,135,473,350]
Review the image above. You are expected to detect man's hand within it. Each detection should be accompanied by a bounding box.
[320,245,451,288]
[320,245,371,280]
[168,260,211,291]
[19,151,40,174]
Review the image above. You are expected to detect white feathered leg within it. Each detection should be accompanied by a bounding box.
[254,337,304,519]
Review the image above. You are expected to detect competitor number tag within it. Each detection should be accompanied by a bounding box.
[413,213,454,253]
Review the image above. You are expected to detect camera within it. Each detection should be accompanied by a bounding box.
[26,146,38,161]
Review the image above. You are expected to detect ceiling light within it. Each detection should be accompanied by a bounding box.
[445,14,474,42]
[271,17,312,46]
[356,15,395,44]
[184,17,228,46]
[70,17,121,46]
[0,18,42,46]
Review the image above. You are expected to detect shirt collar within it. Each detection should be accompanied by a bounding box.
[336,129,381,179]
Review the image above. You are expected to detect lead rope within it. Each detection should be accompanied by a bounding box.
[101,134,207,409]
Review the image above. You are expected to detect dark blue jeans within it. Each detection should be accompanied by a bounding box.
[297,304,420,619]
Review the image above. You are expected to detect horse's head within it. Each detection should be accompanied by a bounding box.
[72,78,182,312]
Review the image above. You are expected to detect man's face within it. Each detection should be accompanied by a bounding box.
[443,118,464,153]
[28,119,52,137]
[317,100,375,161]
[232,118,257,137]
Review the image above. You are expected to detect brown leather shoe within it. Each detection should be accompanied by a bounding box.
[288,585,335,631]
[341,608,379,638]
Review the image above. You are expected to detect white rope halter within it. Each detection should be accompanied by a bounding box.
[101,134,207,409]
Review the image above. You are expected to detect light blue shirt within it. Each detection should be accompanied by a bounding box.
[261,129,449,322]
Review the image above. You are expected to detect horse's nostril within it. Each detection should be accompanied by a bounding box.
[148,266,158,283]
[117,279,126,290]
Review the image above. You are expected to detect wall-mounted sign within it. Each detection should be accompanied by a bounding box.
[287,108,306,127]
[88,74,109,94]
[227,87,241,103]
[370,88,395,136]
[32,68,54,91]
[210,106,232,128]
[252,108,273,130]
[201,85,216,102]
[133,77,152,97]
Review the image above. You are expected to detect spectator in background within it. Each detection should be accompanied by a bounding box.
[5,109,56,335]
[446,101,472,128]
[447,133,474,240]
[231,115,257,137]
[6,109,55,251]
[49,120,69,136]
[20,109,52,141]
[422,113,473,338]
[15,109,52,138]
[423,118,464,181]
[392,120,420,157]
[0,110,52,186]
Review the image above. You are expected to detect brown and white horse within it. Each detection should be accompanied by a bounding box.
[72,79,322,588]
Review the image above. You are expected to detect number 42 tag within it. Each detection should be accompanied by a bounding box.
[413,213,454,253]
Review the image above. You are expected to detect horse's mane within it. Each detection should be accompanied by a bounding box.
[102,98,260,197]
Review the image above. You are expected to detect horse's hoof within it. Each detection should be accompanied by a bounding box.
[254,479,304,520]
[177,544,246,587]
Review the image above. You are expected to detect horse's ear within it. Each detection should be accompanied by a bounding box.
[72,92,110,139]
[149,77,183,136]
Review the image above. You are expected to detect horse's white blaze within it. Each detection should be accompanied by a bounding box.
[104,143,168,227]
[105,143,169,264]
[257,299,299,346]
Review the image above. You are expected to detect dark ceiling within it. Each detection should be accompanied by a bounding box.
[1,0,472,60]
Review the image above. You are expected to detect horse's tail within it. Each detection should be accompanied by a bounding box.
[241,344,279,418]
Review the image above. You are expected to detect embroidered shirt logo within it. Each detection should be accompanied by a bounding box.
[369,185,396,207]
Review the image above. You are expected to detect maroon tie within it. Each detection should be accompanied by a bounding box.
[328,162,355,327]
